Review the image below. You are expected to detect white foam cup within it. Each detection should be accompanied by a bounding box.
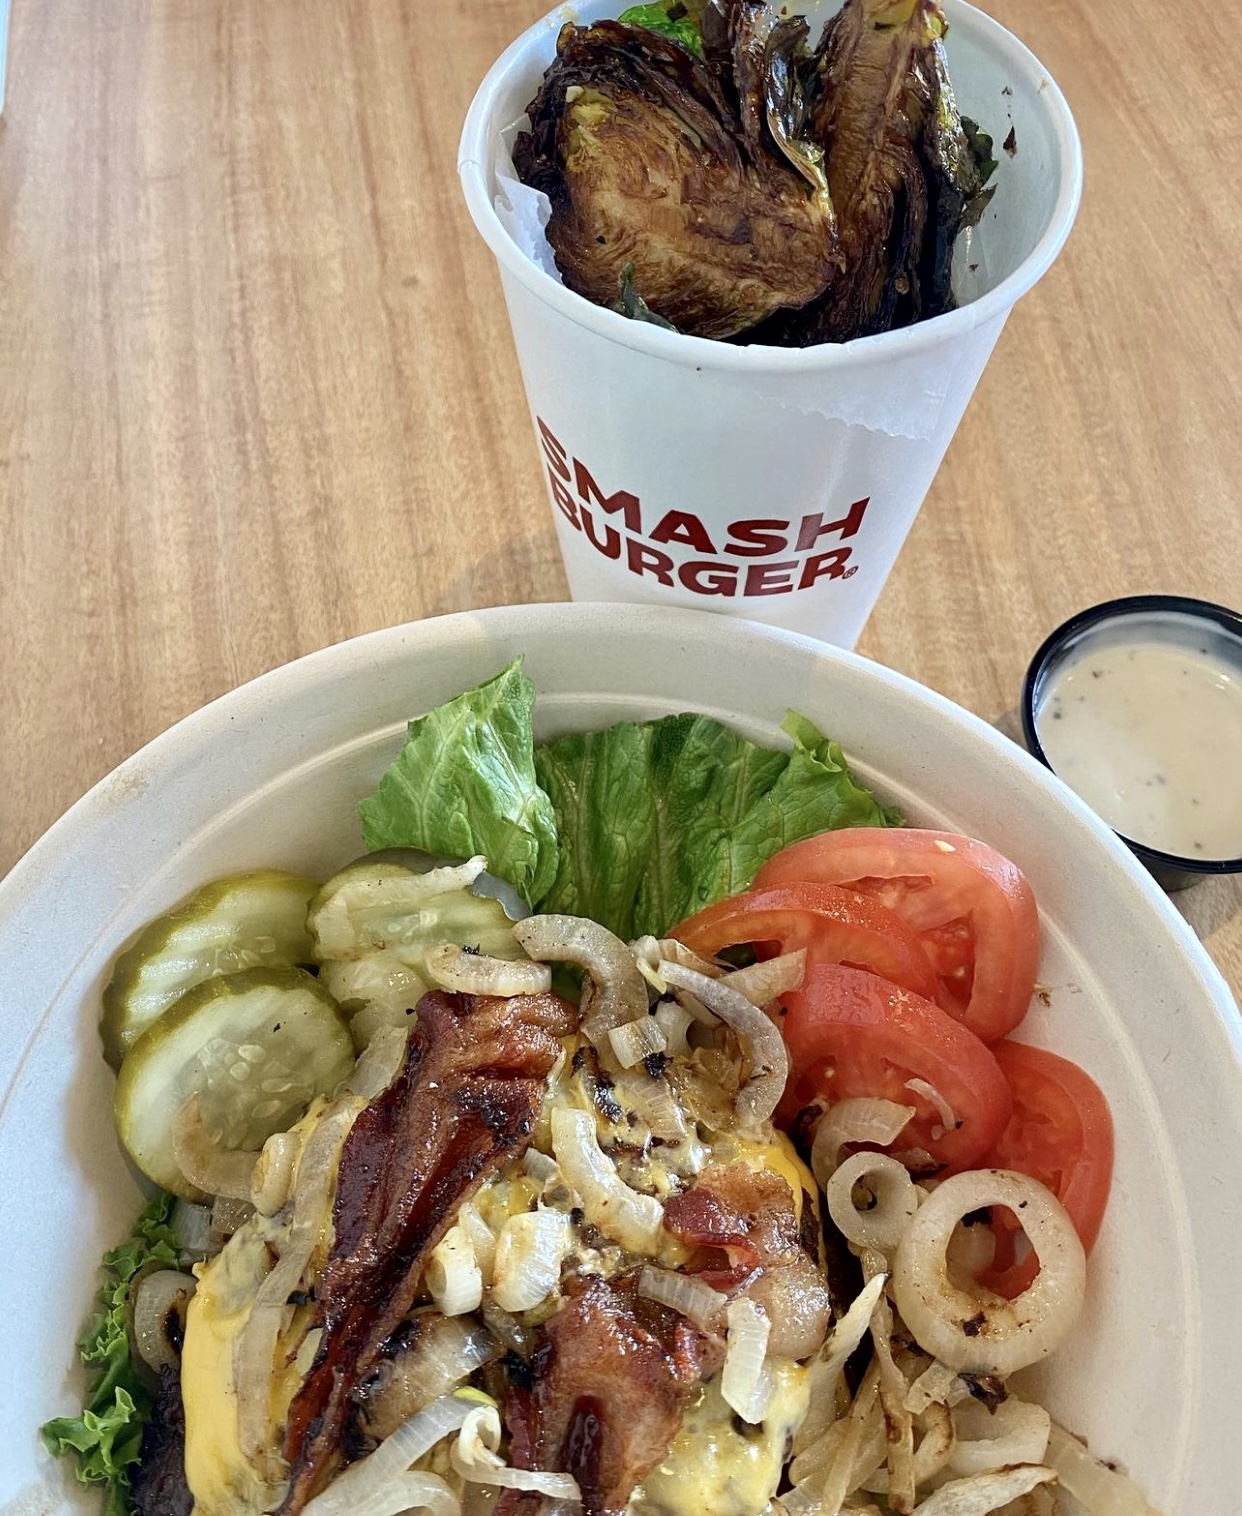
[459,1,1081,647]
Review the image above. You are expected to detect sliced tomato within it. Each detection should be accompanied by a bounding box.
[754,829,1040,1044]
[776,963,1013,1175]
[672,882,940,1002]
[978,1040,1115,1297]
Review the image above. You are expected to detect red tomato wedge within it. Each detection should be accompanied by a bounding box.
[776,963,1013,1175]
[977,1040,1115,1298]
[672,882,941,1003]
[754,829,1040,1043]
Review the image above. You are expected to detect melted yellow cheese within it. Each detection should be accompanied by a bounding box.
[474,1172,541,1233]
[181,1097,347,1515]
[739,1132,814,1223]
[182,1227,284,1515]
[634,1360,810,1516]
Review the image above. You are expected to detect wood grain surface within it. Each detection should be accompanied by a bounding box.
[0,0,1238,997]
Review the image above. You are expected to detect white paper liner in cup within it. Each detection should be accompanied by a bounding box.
[460,1,1082,648]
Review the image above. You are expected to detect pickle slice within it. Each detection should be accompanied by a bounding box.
[320,955,431,1022]
[309,857,522,964]
[309,857,524,1048]
[114,967,354,1199]
[101,871,320,1068]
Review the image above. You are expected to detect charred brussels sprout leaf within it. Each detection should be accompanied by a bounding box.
[614,262,680,329]
[915,38,997,315]
[962,115,999,224]
[513,19,837,339]
[752,0,991,343]
[618,2,704,57]
[515,0,995,348]
[760,14,831,196]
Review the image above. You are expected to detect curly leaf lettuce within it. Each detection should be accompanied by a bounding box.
[362,662,899,939]
[42,1193,179,1513]
[359,659,560,906]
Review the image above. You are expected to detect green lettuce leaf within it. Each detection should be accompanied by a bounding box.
[618,1,704,57]
[533,710,899,937]
[534,721,657,944]
[360,665,900,939]
[42,1192,180,1511]
[42,1389,145,1487]
[641,714,789,932]
[359,659,560,906]
[702,711,904,911]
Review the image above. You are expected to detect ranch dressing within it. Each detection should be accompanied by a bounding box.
[1034,613,1242,860]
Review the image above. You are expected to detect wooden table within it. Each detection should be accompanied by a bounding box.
[1,0,1238,999]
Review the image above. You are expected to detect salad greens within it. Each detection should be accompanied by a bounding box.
[360,659,899,939]
[41,1191,180,1516]
[360,660,560,906]
[618,1,704,57]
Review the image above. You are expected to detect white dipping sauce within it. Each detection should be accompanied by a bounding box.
[1034,613,1242,860]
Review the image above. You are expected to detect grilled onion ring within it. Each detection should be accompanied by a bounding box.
[657,960,788,1132]
[825,1150,920,1254]
[513,915,645,1040]
[892,1169,1086,1376]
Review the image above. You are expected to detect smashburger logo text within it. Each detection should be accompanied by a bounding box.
[539,418,868,598]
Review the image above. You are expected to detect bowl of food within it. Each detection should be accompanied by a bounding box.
[458,1,1083,645]
[2,603,1237,1515]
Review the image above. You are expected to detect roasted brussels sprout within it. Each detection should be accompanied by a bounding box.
[754,0,994,343]
[513,0,996,346]
[513,16,838,339]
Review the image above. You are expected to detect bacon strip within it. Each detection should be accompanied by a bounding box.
[503,1275,705,1516]
[663,1177,760,1281]
[663,1162,831,1360]
[278,990,575,1515]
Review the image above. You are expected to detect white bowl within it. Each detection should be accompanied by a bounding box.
[2,603,1238,1511]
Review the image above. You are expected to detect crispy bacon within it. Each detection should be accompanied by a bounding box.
[661,1182,759,1294]
[502,1275,705,1516]
[663,1162,831,1360]
[278,990,575,1515]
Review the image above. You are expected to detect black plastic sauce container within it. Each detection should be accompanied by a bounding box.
[1021,595,1242,891]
